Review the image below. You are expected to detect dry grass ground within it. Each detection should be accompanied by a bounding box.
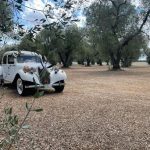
[0,62,150,150]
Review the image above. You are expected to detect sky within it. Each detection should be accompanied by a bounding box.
[1,0,87,47]
[19,0,87,29]
[20,0,140,28]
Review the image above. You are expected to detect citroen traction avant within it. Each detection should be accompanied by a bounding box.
[0,51,67,96]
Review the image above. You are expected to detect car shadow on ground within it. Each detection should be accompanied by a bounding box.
[0,84,63,98]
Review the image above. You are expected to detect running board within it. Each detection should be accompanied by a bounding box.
[25,84,55,91]
[25,85,44,89]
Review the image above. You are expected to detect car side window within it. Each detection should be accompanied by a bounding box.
[8,55,15,64]
[3,55,7,64]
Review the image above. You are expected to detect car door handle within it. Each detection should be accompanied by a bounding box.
[9,65,15,67]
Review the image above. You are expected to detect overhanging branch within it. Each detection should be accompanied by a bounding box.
[120,9,150,49]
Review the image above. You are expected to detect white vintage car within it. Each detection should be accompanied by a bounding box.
[0,51,67,96]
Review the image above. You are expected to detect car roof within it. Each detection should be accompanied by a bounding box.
[3,51,39,56]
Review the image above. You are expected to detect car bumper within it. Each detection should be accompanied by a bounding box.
[25,82,65,89]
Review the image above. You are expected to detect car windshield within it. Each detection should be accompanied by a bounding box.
[17,55,41,63]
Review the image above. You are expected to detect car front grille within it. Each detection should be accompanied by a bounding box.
[38,68,50,84]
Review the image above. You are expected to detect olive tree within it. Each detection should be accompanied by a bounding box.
[35,25,83,67]
[121,34,147,67]
[86,0,150,70]
[0,1,13,34]
[77,39,95,66]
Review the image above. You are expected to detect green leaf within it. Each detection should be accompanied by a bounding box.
[34,91,44,98]
[17,0,23,4]
[6,17,11,21]
[19,31,25,36]
[8,116,12,122]
[64,16,71,21]
[42,24,50,29]
[22,125,30,129]
[15,5,23,11]
[32,108,43,112]
[13,36,18,40]
[18,24,24,28]
[40,18,46,23]
[71,19,79,22]
[13,115,18,124]
[9,128,17,135]
[5,107,12,115]
[25,102,29,110]
[0,142,3,148]
[61,13,66,18]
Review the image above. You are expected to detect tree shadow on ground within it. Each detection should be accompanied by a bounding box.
[87,69,150,78]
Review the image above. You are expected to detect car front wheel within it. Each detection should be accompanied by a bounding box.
[53,80,65,93]
[16,78,27,96]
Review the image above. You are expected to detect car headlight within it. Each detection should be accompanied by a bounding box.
[23,66,36,73]
[53,66,59,74]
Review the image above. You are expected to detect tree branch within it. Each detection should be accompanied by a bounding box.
[141,31,150,40]
[143,48,150,57]
[110,0,127,36]
[121,9,150,49]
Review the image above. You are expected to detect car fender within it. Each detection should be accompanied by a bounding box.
[0,65,3,80]
[17,70,40,84]
[50,69,67,84]
[0,65,2,76]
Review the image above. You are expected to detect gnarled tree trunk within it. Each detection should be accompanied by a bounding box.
[58,50,72,68]
[86,57,91,66]
[110,51,121,70]
[97,59,102,66]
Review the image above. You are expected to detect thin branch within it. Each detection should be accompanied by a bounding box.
[109,0,117,9]
[7,98,36,150]
[141,31,150,40]
[120,9,150,49]
[20,3,45,12]
[139,9,150,31]
[110,0,127,35]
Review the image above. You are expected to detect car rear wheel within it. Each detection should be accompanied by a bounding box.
[0,79,4,86]
[16,78,27,96]
[53,80,65,93]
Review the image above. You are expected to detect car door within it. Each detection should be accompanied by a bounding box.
[6,55,16,82]
[2,55,9,82]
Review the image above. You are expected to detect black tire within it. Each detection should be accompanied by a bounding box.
[16,77,28,96]
[53,80,65,93]
[0,79,4,86]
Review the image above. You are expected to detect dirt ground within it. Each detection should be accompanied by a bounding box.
[0,62,150,150]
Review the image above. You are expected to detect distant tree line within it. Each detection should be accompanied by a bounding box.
[0,0,150,69]
[0,24,149,68]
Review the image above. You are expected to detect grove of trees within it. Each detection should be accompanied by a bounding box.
[0,0,150,69]
[86,0,150,69]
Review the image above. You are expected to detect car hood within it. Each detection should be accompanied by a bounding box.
[17,62,43,69]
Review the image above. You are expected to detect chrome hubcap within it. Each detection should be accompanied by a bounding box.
[17,78,23,95]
